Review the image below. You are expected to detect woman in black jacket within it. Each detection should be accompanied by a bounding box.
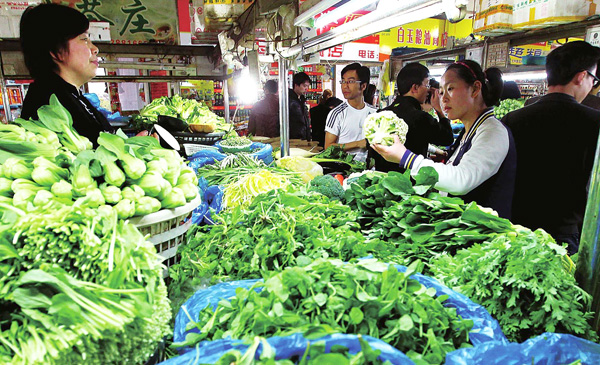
[20,3,114,146]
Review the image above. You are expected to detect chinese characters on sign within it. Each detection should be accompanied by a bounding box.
[397,26,448,47]
[486,42,509,69]
[320,43,379,61]
[67,0,178,44]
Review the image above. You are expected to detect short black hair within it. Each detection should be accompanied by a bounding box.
[546,41,600,86]
[397,63,429,95]
[293,72,311,87]
[264,79,278,94]
[500,81,522,100]
[20,3,89,80]
[363,84,377,105]
[341,62,370,84]
[446,60,504,107]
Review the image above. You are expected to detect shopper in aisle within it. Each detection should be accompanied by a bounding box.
[325,63,376,162]
[525,63,600,110]
[369,63,454,172]
[500,81,522,100]
[364,84,378,106]
[373,60,516,219]
[19,3,114,146]
[503,41,600,254]
[288,72,311,140]
[310,89,343,147]
[248,80,279,138]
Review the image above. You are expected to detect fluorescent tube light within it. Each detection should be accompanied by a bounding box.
[503,71,547,81]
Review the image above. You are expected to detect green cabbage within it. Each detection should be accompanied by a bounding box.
[364,111,409,146]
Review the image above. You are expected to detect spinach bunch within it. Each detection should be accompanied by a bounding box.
[368,195,515,274]
[432,229,598,343]
[169,190,367,311]
[344,168,438,230]
[214,335,391,365]
[177,259,473,365]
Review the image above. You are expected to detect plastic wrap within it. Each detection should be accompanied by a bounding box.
[446,332,600,365]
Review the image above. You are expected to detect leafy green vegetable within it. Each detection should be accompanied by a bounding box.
[97,133,146,180]
[310,145,367,173]
[36,94,93,153]
[176,259,473,364]
[169,189,366,312]
[431,229,598,343]
[0,202,171,364]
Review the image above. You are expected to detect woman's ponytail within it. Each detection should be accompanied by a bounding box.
[482,67,503,107]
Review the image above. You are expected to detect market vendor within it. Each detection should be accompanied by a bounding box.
[373,60,516,219]
[19,3,114,146]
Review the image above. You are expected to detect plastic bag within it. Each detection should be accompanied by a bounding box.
[277,156,323,183]
[83,93,129,123]
[249,142,273,165]
[173,265,505,354]
[187,149,226,173]
[161,333,413,365]
[173,279,261,346]
[445,332,600,365]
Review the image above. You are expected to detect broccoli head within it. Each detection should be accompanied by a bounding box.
[308,175,345,201]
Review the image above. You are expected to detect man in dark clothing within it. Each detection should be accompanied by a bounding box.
[310,95,343,147]
[289,72,311,140]
[248,80,279,137]
[503,41,600,254]
[370,63,454,172]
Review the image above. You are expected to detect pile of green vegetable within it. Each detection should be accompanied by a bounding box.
[196,154,303,187]
[0,202,171,364]
[214,335,391,365]
[0,97,198,218]
[220,136,252,147]
[310,145,367,173]
[132,94,233,134]
[368,196,514,274]
[493,98,525,120]
[175,259,473,364]
[169,189,368,310]
[432,229,598,344]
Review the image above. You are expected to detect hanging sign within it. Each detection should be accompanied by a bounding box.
[53,0,179,45]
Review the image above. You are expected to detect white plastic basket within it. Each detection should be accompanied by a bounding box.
[183,143,219,156]
[129,194,202,277]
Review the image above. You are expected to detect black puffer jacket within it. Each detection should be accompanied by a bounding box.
[288,89,311,140]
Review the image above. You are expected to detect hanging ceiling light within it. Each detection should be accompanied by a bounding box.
[283,0,456,58]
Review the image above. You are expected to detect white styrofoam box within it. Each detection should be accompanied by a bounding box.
[89,21,111,42]
[513,0,595,30]
[0,1,40,38]
[474,0,515,36]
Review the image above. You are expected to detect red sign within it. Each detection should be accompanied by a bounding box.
[316,9,379,45]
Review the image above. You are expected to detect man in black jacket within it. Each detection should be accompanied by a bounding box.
[503,41,600,254]
[288,72,311,140]
[370,62,454,172]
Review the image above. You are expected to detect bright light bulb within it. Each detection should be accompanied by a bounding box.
[236,69,259,105]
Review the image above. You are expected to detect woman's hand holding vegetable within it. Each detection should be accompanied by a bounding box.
[372,134,407,164]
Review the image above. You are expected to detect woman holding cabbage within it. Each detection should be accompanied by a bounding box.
[19,4,114,147]
[372,61,516,219]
